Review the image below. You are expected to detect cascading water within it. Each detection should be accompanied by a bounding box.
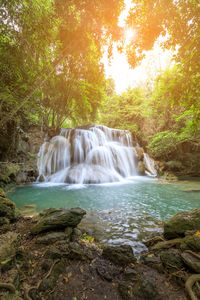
[37,125,156,184]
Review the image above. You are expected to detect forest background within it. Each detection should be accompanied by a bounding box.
[0,0,200,167]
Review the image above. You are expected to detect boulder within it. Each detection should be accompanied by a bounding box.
[180,233,200,251]
[138,161,146,175]
[164,208,200,239]
[0,232,19,264]
[181,251,200,273]
[31,207,86,234]
[0,196,16,222]
[135,147,144,161]
[35,232,67,245]
[102,245,136,266]
[134,275,158,299]
[68,242,93,260]
[160,250,184,271]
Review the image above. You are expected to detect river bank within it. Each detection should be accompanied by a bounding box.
[1,188,200,300]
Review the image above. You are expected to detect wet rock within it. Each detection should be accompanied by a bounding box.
[135,147,144,161]
[138,161,146,175]
[164,208,200,239]
[44,247,62,260]
[71,228,82,241]
[0,196,16,222]
[180,233,200,251]
[102,245,136,266]
[35,231,67,245]
[38,174,45,182]
[0,232,19,267]
[181,251,200,273]
[134,274,158,299]
[160,250,184,271]
[31,207,86,234]
[118,281,132,300]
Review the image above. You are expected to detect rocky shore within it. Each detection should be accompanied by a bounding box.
[1,189,200,300]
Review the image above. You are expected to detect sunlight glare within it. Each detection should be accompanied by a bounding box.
[124,27,137,44]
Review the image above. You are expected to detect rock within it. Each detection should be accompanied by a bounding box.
[142,254,163,272]
[0,188,5,197]
[0,232,19,266]
[0,217,10,226]
[41,259,54,271]
[68,242,94,260]
[44,247,62,260]
[102,245,136,266]
[0,196,16,222]
[123,268,138,281]
[1,295,23,300]
[160,250,184,271]
[38,174,45,182]
[135,147,144,161]
[180,233,200,251]
[181,251,200,273]
[164,208,200,239]
[16,172,27,184]
[31,207,86,234]
[35,232,67,245]
[71,228,82,241]
[95,259,120,281]
[134,275,158,299]
[138,161,146,175]
[118,282,132,300]
[65,227,73,238]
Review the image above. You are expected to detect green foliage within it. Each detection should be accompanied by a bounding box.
[147,131,183,159]
[100,87,144,134]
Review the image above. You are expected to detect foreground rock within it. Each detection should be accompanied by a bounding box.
[31,207,86,234]
[102,245,136,266]
[164,208,200,239]
[0,190,16,225]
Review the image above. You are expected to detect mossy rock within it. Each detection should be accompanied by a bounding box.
[31,207,86,234]
[0,188,5,197]
[0,196,16,222]
[164,208,200,239]
[0,163,20,183]
[102,245,136,266]
[0,232,20,265]
[180,233,200,251]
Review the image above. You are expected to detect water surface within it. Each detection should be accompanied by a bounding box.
[8,177,200,256]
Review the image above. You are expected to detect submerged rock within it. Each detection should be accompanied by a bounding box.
[164,208,200,239]
[31,207,86,234]
[102,245,136,266]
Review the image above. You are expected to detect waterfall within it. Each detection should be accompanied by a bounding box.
[37,125,156,184]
